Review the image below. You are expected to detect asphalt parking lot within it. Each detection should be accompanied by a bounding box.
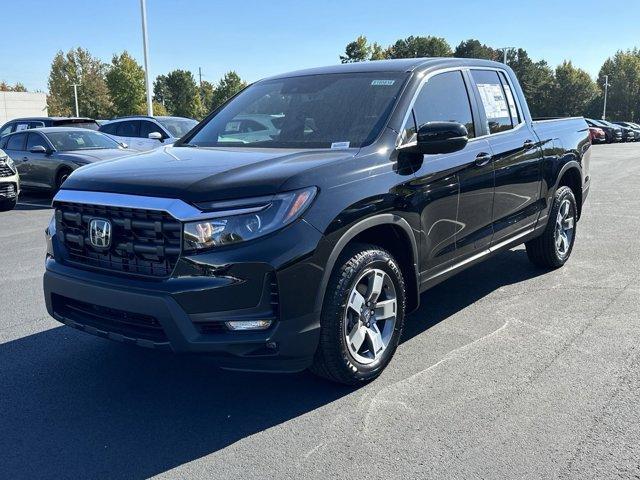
[1,143,639,479]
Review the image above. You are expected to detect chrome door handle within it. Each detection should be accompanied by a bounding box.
[22,156,29,161]
[475,152,492,167]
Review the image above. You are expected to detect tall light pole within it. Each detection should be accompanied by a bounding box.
[602,75,610,121]
[140,0,153,116]
[71,83,80,117]
[499,47,516,64]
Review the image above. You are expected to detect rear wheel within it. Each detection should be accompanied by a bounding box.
[310,243,406,385]
[526,186,577,269]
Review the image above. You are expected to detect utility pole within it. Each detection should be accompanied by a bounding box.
[140,0,153,116]
[71,83,80,117]
[198,67,203,89]
[602,75,610,121]
[499,47,516,64]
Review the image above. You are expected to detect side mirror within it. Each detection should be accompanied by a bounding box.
[148,131,163,141]
[30,145,48,154]
[414,122,468,155]
[119,142,128,149]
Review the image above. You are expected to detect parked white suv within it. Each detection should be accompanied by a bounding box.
[98,116,198,151]
[0,149,19,211]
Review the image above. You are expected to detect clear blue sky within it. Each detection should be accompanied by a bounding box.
[1,0,638,92]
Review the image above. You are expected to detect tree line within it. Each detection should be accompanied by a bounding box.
[46,48,247,120]
[341,36,640,121]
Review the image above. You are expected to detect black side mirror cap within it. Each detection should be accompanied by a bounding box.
[412,121,469,155]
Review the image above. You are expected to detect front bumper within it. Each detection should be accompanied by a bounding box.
[0,173,20,200]
[43,218,326,372]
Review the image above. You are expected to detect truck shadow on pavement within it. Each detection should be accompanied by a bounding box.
[0,249,545,479]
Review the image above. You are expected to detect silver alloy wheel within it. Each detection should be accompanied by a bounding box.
[344,268,397,365]
[555,198,575,258]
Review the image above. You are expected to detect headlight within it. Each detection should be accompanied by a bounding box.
[183,186,317,251]
[0,150,15,171]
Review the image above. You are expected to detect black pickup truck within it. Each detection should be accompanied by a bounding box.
[43,58,591,385]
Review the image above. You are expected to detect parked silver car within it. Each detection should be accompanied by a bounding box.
[99,115,198,151]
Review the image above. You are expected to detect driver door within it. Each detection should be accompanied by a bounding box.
[25,132,54,189]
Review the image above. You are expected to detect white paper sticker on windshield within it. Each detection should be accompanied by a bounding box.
[371,80,395,86]
[331,141,350,149]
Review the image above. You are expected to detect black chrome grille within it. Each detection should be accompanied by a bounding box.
[55,201,182,278]
[52,294,168,343]
[0,183,16,197]
[0,163,14,177]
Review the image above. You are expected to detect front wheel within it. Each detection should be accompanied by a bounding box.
[310,243,406,385]
[526,186,577,269]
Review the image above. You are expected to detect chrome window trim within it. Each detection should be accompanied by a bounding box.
[397,65,526,146]
[52,189,264,222]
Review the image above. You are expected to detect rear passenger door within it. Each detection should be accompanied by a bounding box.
[469,69,543,244]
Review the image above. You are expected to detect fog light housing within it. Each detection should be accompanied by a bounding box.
[225,319,272,331]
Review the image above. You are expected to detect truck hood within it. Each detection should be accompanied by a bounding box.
[63,145,356,202]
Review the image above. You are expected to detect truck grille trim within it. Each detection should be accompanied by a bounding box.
[0,163,15,177]
[52,294,169,344]
[55,201,182,278]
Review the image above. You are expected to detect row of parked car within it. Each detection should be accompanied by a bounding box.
[0,114,197,211]
[586,118,640,143]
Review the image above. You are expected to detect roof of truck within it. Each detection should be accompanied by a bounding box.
[264,58,509,80]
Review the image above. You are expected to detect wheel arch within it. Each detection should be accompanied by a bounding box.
[315,214,420,316]
[555,161,583,218]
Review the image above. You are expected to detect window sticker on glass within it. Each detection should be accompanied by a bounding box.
[371,80,395,86]
[331,141,350,149]
[476,83,510,119]
[16,124,29,131]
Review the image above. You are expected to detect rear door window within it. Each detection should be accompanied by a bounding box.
[471,70,513,134]
[6,133,27,150]
[99,123,118,135]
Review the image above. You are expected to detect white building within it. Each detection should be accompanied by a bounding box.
[0,91,48,125]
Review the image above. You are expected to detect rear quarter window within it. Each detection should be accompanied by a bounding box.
[471,70,514,134]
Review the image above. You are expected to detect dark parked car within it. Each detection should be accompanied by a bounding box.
[0,117,99,137]
[585,118,622,143]
[605,120,636,142]
[613,121,640,141]
[0,128,131,191]
[43,59,590,384]
[99,115,198,151]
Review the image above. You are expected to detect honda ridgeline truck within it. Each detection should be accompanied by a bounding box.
[43,59,590,385]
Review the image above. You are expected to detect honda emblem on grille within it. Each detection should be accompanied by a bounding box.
[89,218,112,248]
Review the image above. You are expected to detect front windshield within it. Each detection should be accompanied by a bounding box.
[185,72,408,149]
[45,131,121,151]
[157,118,198,138]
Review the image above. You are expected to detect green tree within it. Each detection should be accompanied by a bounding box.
[454,39,499,61]
[0,82,27,92]
[370,42,388,61]
[551,61,598,117]
[106,51,146,116]
[506,48,556,118]
[387,36,452,58]
[210,71,247,111]
[597,50,640,121]
[340,35,371,63]
[47,48,111,118]
[161,69,201,118]
[199,80,215,118]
